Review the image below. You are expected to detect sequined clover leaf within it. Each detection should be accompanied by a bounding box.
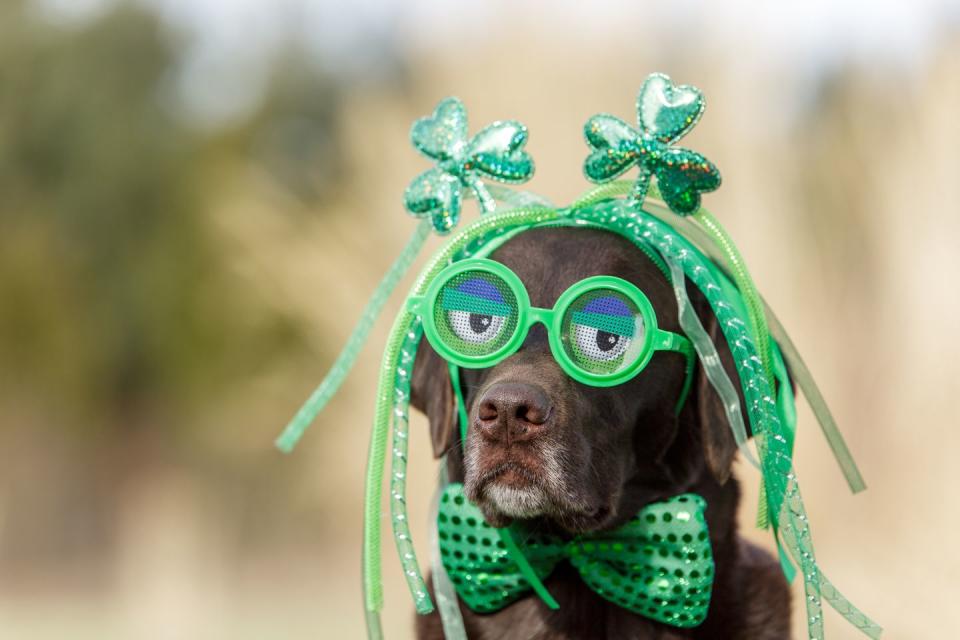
[404,97,535,234]
[583,73,721,216]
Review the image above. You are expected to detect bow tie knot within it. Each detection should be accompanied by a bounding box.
[438,484,714,628]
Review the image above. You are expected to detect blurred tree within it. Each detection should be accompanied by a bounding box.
[0,0,355,573]
[0,2,309,439]
[792,67,889,298]
[245,53,346,206]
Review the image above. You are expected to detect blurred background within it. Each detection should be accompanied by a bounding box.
[1,0,958,637]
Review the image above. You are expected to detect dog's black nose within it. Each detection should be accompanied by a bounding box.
[476,382,552,444]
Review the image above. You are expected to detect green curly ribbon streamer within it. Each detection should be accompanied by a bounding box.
[688,207,778,530]
[639,191,865,495]
[690,208,774,381]
[364,309,417,617]
[764,303,866,493]
[362,205,557,632]
[388,318,432,613]
[275,219,432,453]
[429,463,469,640]
[668,260,759,470]
[571,199,880,639]
[277,189,549,456]
[591,181,865,497]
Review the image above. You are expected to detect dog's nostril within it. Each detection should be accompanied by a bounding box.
[476,382,553,442]
[478,401,498,421]
[516,401,549,425]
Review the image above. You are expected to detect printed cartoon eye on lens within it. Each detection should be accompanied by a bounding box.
[448,309,504,343]
[436,271,518,356]
[561,290,645,374]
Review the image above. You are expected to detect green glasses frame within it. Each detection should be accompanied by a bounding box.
[408,258,694,390]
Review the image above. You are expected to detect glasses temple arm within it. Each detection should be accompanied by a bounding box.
[675,345,695,415]
[655,330,695,415]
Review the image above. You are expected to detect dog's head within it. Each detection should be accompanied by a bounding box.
[412,227,740,534]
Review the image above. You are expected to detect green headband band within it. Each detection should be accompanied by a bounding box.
[275,73,880,640]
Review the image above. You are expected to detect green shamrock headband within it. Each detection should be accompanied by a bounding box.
[584,72,721,213]
[275,73,881,640]
[405,96,535,231]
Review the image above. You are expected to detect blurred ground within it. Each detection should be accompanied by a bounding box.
[1,1,958,638]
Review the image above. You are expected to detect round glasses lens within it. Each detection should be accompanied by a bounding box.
[560,288,646,376]
[433,269,519,359]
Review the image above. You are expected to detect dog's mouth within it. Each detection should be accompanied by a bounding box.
[479,461,538,489]
[467,461,615,533]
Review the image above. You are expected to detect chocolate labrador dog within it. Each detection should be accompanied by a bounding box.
[412,227,790,639]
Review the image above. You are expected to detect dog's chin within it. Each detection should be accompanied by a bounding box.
[472,479,615,534]
[483,484,549,520]
[468,465,550,528]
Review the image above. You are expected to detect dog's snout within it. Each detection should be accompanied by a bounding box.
[476,382,552,443]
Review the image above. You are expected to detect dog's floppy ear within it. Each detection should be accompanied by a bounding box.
[410,338,458,458]
[689,288,744,485]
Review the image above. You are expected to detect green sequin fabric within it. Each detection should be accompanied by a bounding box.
[582,73,721,215]
[405,97,535,233]
[438,483,714,628]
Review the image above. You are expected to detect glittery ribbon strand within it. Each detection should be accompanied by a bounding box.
[663,224,879,637]
[763,304,866,493]
[688,206,779,529]
[667,259,759,470]
[572,201,880,639]
[361,205,558,634]
[275,219,432,454]
[429,463,469,640]
[388,318,433,613]
[588,180,865,497]
[363,309,417,619]
[633,185,866,496]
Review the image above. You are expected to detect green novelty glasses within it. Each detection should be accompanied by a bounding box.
[408,258,694,388]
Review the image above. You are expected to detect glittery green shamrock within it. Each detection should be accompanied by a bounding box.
[583,73,721,216]
[404,97,535,234]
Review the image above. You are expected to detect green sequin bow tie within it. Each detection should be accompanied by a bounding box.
[438,483,714,628]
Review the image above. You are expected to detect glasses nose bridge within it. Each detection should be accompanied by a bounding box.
[525,306,555,333]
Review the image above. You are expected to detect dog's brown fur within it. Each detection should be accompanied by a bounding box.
[411,228,791,639]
